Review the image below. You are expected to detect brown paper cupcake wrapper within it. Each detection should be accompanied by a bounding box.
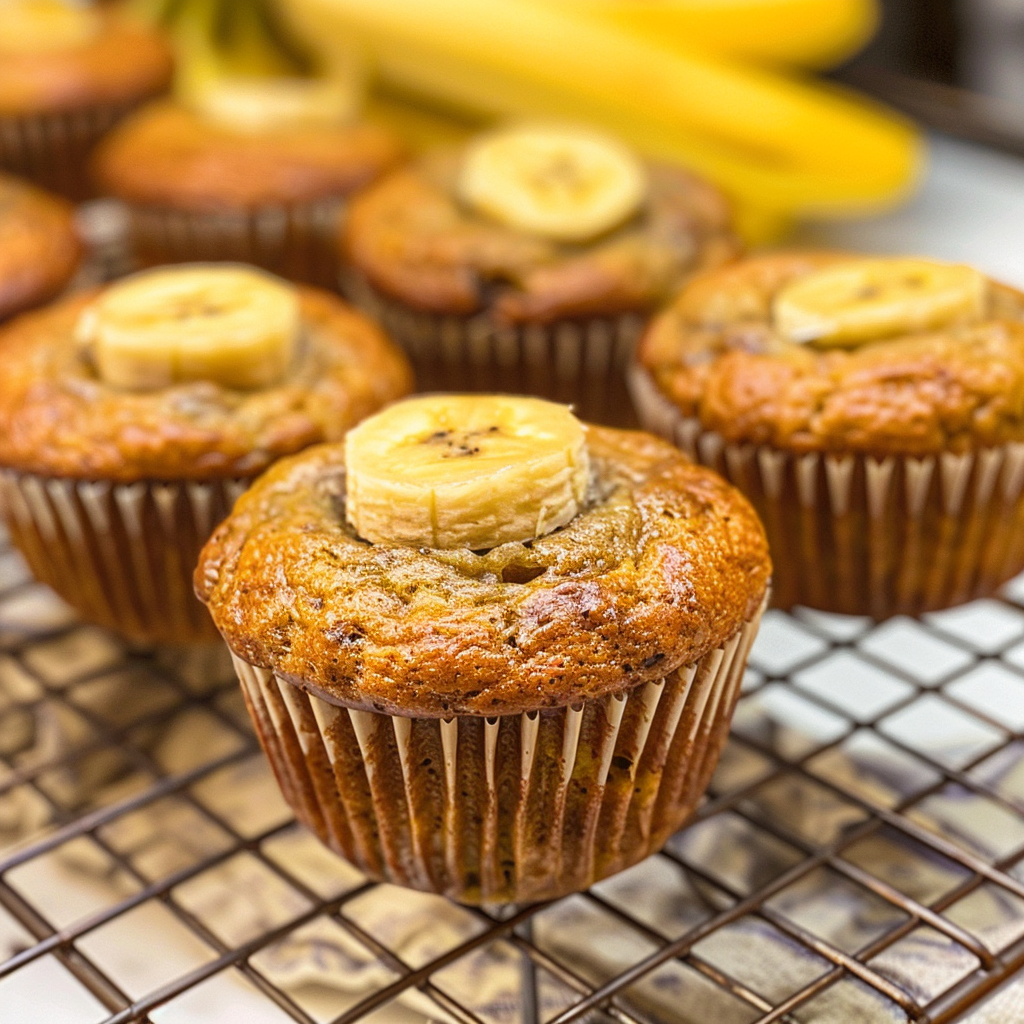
[128,199,345,288]
[0,470,250,645]
[340,269,644,425]
[0,101,141,200]
[630,365,1024,618]
[230,599,765,905]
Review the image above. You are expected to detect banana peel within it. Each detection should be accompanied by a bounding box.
[282,0,921,232]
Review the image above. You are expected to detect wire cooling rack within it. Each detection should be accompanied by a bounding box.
[5,207,1024,1023]
[5,526,1024,1023]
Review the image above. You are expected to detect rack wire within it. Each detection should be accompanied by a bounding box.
[4,212,1024,1023]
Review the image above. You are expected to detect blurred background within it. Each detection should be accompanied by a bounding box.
[804,0,1024,282]
[841,0,1024,155]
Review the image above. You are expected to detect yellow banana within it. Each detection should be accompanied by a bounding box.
[365,91,789,244]
[282,0,921,219]
[553,0,879,69]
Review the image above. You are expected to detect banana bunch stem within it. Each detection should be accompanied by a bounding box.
[127,0,326,97]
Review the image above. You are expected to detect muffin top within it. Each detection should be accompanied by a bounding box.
[0,7,172,115]
[342,129,739,325]
[196,402,770,717]
[92,99,406,210]
[638,250,1024,456]
[0,267,413,482]
[0,173,81,320]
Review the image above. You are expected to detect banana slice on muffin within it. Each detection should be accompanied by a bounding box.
[774,256,988,347]
[76,264,300,391]
[458,125,647,242]
[345,394,590,550]
[187,75,359,134]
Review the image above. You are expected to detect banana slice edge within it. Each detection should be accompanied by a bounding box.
[345,394,591,551]
[76,263,301,392]
[457,124,648,242]
[773,256,990,348]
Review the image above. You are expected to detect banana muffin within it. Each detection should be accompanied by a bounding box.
[0,172,81,321]
[92,85,404,286]
[197,394,770,903]
[0,263,412,644]
[0,1,173,199]
[341,125,739,422]
[631,249,1024,617]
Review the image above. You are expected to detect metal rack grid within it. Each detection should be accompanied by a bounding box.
[4,538,1024,1023]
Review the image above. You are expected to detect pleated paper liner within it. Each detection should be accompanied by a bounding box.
[0,470,250,645]
[630,365,1024,618]
[0,101,143,201]
[230,599,765,905]
[127,199,345,289]
[340,269,643,427]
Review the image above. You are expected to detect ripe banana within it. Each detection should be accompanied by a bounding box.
[553,0,878,70]
[345,395,591,550]
[281,0,921,219]
[458,125,646,241]
[0,0,100,53]
[774,257,989,348]
[77,265,300,391]
[187,74,357,131]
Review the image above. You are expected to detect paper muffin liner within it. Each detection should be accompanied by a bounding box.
[128,198,345,288]
[630,365,1024,618]
[229,599,765,905]
[0,101,142,200]
[340,269,644,425]
[0,470,250,645]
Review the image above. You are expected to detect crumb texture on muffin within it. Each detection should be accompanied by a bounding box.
[343,150,739,324]
[92,100,406,210]
[0,14,172,114]
[0,173,81,319]
[197,426,770,716]
[0,287,413,480]
[638,250,1024,456]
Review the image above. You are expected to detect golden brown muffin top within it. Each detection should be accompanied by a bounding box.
[0,173,81,321]
[0,286,413,482]
[342,149,740,325]
[196,426,770,717]
[0,13,172,115]
[638,250,1024,456]
[92,100,406,210]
